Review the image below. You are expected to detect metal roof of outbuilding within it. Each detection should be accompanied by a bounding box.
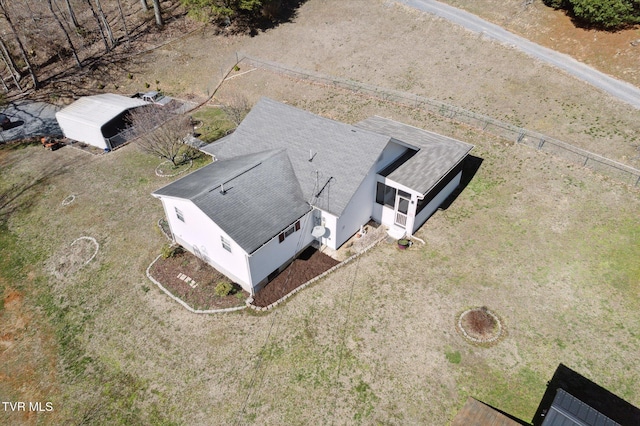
[55,94,148,129]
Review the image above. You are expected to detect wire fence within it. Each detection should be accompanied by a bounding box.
[237,52,640,187]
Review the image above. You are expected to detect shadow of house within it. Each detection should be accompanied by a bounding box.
[451,363,640,426]
[533,363,640,426]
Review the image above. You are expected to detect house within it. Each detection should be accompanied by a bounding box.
[152,98,473,295]
[55,94,148,151]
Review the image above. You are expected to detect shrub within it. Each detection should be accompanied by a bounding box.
[161,244,182,259]
[215,281,233,297]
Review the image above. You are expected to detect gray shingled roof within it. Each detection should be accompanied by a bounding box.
[209,97,391,216]
[355,116,473,195]
[154,149,311,254]
[542,389,620,426]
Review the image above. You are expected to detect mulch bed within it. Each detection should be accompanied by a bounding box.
[149,251,248,311]
[457,306,504,345]
[251,247,340,308]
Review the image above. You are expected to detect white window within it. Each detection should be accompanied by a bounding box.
[221,236,231,253]
[175,207,184,222]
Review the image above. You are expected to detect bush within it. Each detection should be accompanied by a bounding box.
[543,0,640,29]
[161,244,182,259]
[214,281,233,297]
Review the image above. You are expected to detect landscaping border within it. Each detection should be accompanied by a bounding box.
[246,233,387,312]
[146,254,247,314]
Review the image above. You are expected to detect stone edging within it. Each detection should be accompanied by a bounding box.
[155,159,193,177]
[246,234,387,312]
[71,236,99,265]
[457,307,504,344]
[146,254,247,314]
[61,194,76,206]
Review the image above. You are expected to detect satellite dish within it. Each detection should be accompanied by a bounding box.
[311,225,326,238]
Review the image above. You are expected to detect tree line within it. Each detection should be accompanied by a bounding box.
[0,0,302,96]
[543,0,640,30]
[0,0,167,94]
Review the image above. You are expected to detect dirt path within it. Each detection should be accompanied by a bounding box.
[397,0,640,109]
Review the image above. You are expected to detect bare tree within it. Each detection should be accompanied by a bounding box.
[62,0,79,29]
[116,0,130,48]
[94,0,116,48]
[47,0,82,68]
[151,0,163,27]
[0,37,22,92]
[0,0,39,89]
[220,94,250,127]
[84,0,110,52]
[129,106,194,167]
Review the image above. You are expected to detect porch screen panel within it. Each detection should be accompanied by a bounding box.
[384,185,396,207]
[376,183,397,208]
[398,198,409,214]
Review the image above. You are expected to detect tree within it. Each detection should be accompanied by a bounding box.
[94,0,116,47]
[181,0,267,21]
[63,0,80,29]
[571,0,639,29]
[152,0,163,27]
[84,0,110,52]
[116,0,131,48]
[543,0,640,29]
[129,106,194,167]
[220,94,250,127]
[0,0,39,89]
[47,0,82,68]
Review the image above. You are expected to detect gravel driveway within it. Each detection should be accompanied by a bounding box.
[0,100,62,144]
[397,0,640,109]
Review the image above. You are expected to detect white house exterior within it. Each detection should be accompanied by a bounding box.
[55,94,148,150]
[153,98,473,294]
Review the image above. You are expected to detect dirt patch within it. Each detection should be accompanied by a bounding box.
[457,306,504,345]
[149,250,248,310]
[252,247,340,308]
[3,289,22,309]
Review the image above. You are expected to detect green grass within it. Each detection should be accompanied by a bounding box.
[446,350,462,364]
[191,106,236,143]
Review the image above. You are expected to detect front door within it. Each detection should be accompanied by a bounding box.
[394,194,410,228]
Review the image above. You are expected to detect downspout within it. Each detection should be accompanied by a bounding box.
[245,253,254,296]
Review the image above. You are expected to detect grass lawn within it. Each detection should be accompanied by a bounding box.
[1,82,639,424]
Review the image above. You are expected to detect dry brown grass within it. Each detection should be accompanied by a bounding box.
[2,1,640,424]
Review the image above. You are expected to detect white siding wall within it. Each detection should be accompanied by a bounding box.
[55,114,108,149]
[335,166,377,248]
[247,211,315,289]
[318,211,339,250]
[159,197,252,291]
[412,171,462,234]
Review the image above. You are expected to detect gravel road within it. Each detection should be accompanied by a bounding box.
[397,0,640,109]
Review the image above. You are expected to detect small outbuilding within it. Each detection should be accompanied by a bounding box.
[55,94,148,150]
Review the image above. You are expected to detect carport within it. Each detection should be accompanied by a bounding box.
[55,94,148,151]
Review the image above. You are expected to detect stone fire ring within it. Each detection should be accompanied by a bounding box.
[457,306,504,345]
